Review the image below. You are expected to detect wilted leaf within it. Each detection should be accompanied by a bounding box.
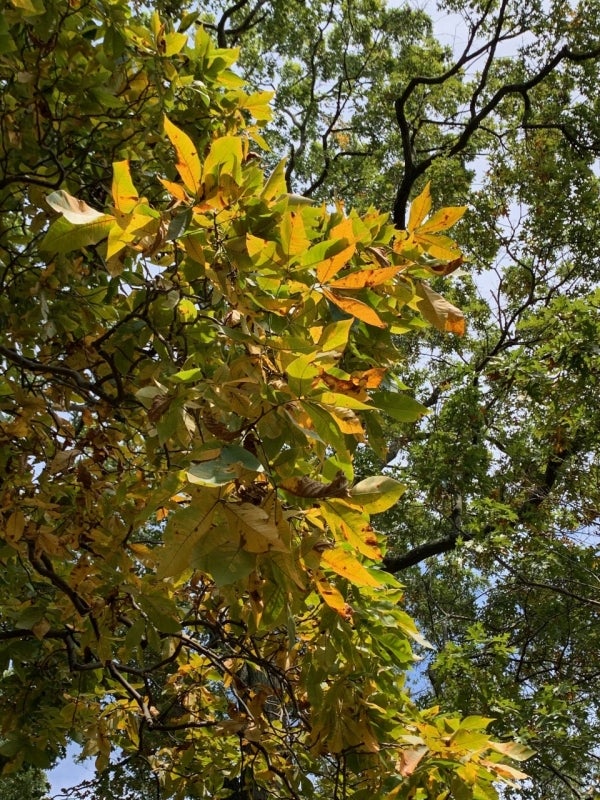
[281,472,350,499]
[397,746,427,776]
[490,741,536,761]
[46,190,106,224]
[415,282,465,335]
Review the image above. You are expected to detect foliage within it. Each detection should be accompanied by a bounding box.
[0,1,533,799]
[3,0,600,797]
[0,764,49,800]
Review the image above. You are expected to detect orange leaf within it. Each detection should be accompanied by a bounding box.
[316,243,356,284]
[322,289,386,328]
[164,116,202,196]
[327,265,403,289]
[314,572,353,621]
[159,178,189,203]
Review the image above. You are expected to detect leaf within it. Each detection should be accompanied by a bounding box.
[370,390,429,422]
[203,135,244,186]
[415,282,465,335]
[164,115,202,195]
[5,510,26,544]
[322,289,386,328]
[316,243,356,284]
[350,476,406,514]
[156,493,220,579]
[450,729,491,751]
[314,573,353,620]
[481,760,529,781]
[242,90,274,122]
[46,190,106,224]
[280,210,310,256]
[320,546,381,587]
[111,160,139,214]
[408,182,432,232]
[261,158,287,201]
[417,205,467,234]
[321,498,382,560]
[186,445,264,486]
[397,746,428,777]
[223,502,286,553]
[159,178,189,202]
[327,265,403,290]
[162,31,188,56]
[40,215,113,253]
[281,472,350,499]
[489,741,536,761]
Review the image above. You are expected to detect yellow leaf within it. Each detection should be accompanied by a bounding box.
[408,182,432,232]
[112,161,139,214]
[330,216,358,244]
[156,495,219,579]
[320,546,381,587]
[327,265,402,290]
[164,116,202,196]
[321,498,382,560]
[183,233,205,265]
[327,407,364,436]
[316,243,356,284]
[314,572,353,620]
[417,205,467,234]
[159,178,189,202]
[261,158,287,201]
[162,31,187,57]
[281,210,310,256]
[242,90,274,122]
[223,502,287,554]
[322,289,386,328]
[414,233,462,261]
[5,510,26,543]
[203,135,244,187]
[415,282,465,335]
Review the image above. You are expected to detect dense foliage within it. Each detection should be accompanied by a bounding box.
[1,0,600,798]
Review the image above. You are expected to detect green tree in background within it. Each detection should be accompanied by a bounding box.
[0,764,49,800]
[2,0,600,798]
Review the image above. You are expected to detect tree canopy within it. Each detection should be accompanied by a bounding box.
[1,0,600,798]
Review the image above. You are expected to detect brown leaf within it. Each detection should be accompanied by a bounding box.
[281,472,350,499]
[397,746,427,777]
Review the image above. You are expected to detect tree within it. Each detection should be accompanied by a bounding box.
[2,0,600,798]
[0,1,532,799]
[0,764,49,800]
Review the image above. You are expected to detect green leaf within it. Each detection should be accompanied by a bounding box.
[186,445,264,486]
[40,215,113,252]
[370,390,429,422]
[350,475,406,513]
